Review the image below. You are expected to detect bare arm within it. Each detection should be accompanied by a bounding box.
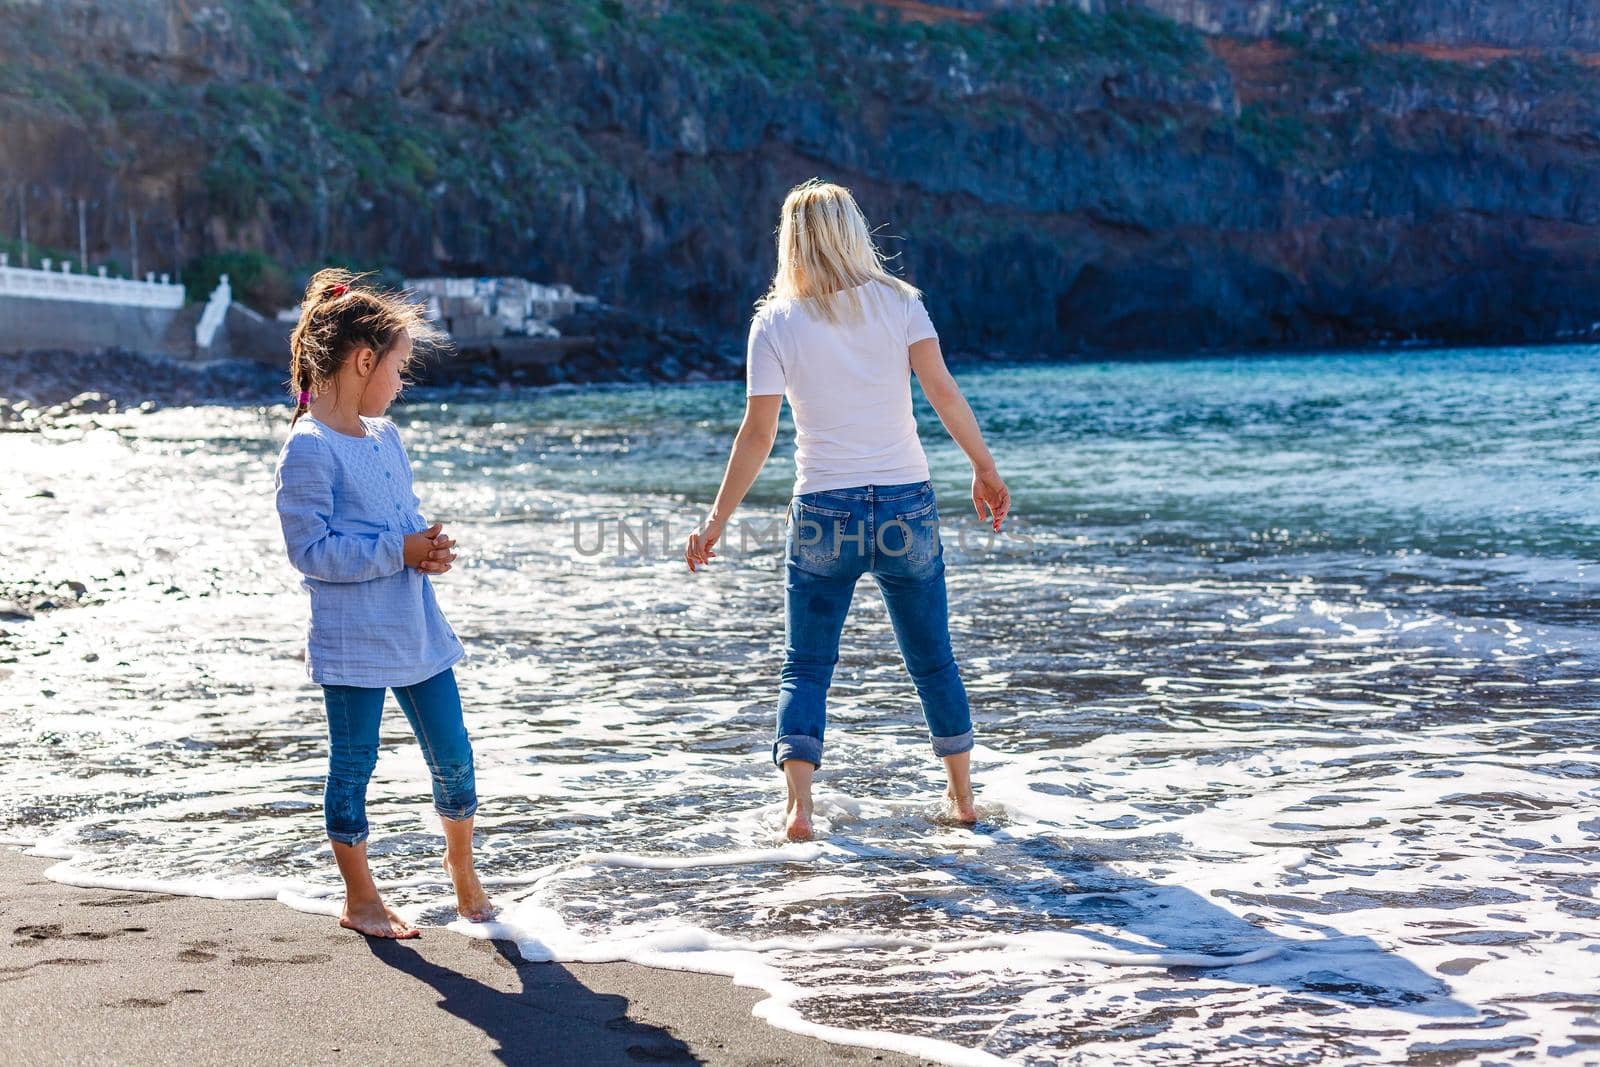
[910,338,1011,529]
[686,394,783,571]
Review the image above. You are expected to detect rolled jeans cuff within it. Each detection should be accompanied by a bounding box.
[930,729,974,758]
[773,734,823,769]
[437,799,479,822]
[327,826,370,847]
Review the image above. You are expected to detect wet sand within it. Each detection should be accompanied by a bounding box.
[0,851,930,1067]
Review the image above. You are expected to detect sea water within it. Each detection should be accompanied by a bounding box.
[2,346,1597,1064]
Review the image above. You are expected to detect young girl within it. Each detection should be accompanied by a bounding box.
[684,180,1011,842]
[274,269,494,938]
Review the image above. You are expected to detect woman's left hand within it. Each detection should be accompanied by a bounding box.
[685,518,722,573]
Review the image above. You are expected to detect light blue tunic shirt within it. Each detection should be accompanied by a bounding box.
[273,414,464,688]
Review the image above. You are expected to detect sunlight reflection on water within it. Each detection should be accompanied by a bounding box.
[2,347,1598,1064]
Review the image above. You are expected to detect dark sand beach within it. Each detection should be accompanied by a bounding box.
[0,852,930,1067]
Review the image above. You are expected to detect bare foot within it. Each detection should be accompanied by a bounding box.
[946,786,978,825]
[444,852,497,922]
[781,759,816,842]
[340,899,420,939]
[784,795,814,842]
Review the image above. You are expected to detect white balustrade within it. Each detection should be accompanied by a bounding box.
[0,259,185,310]
[194,274,232,349]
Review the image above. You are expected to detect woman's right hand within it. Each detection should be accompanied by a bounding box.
[972,467,1010,532]
[685,516,723,573]
[404,522,457,574]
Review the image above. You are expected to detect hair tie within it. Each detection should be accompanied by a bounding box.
[297,390,311,406]
[328,283,348,298]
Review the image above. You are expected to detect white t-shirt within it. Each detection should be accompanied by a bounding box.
[746,279,937,496]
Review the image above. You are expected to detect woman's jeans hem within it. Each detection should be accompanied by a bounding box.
[773,734,824,769]
[930,729,975,758]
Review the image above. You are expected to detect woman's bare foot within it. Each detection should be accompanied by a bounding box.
[444,852,496,921]
[942,750,978,824]
[945,786,978,824]
[782,759,816,842]
[340,898,420,939]
[784,795,815,842]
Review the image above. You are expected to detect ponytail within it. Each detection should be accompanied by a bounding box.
[285,268,445,426]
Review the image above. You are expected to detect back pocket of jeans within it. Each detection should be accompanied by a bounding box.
[792,501,852,565]
[887,498,939,564]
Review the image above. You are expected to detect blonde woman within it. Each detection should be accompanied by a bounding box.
[685,179,1010,842]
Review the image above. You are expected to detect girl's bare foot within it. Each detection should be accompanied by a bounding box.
[330,839,418,938]
[439,815,496,921]
[340,898,420,939]
[444,852,497,922]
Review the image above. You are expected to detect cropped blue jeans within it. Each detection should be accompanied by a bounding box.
[320,666,477,846]
[774,479,975,769]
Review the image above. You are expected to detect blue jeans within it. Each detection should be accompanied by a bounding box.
[774,479,975,768]
[320,666,477,846]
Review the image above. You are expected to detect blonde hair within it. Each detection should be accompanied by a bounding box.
[287,268,447,424]
[756,178,920,324]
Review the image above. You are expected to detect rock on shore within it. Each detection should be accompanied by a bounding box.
[0,349,287,430]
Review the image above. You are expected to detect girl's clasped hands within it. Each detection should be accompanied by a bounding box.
[405,522,457,575]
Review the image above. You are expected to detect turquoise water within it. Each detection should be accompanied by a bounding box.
[2,345,1597,1064]
[420,346,1600,556]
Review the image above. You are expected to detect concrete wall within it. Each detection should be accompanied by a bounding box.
[0,294,289,363]
[0,294,182,356]
[216,303,292,366]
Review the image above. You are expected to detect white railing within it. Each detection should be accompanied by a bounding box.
[0,253,185,310]
[195,274,231,349]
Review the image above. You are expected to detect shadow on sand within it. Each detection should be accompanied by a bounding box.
[367,937,698,1066]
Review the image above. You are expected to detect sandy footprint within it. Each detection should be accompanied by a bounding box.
[231,952,332,967]
[177,938,219,963]
[110,997,169,1009]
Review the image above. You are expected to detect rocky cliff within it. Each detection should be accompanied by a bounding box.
[3,0,1598,368]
